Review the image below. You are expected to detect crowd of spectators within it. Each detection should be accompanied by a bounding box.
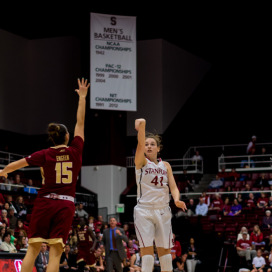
[1,180,197,272]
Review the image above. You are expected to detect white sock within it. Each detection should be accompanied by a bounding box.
[141,255,154,272]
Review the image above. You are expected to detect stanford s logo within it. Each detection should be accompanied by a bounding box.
[14,260,22,272]
[110,17,117,26]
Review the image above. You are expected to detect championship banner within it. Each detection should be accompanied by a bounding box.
[90,13,137,111]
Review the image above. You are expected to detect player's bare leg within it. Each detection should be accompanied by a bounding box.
[140,246,154,272]
[46,243,63,272]
[157,247,172,272]
[21,242,42,272]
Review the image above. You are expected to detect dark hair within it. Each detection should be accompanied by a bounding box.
[2,232,10,241]
[48,123,68,145]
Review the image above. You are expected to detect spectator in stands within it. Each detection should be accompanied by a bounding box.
[0,192,5,209]
[259,147,269,167]
[265,234,272,253]
[174,254,188,272]
[77,203,89,219]
[171,233,182,260]
[0,226,6,245]
[0,177,13,191]
[15,218,29,235]
[228,198,242,216]
[17,229,29,248]
[255,173,269,189]
[200,191,210,207]
[237,193,245,207]
[268,173,272,187]
[251,249,266,272]
[218,167,228,181]
[0,232,17,252]
[186,237,199,272]
[243,184,252,199]
[123,223,130,238]
[66,228,78,251]
[16,234,28,251]
[183,170,195,192]
[237,232,257,266]
[208,175,223,189]
[0,209,9,228]
[237,227,250,241]
[245,193,257,209]
[224,186,235,202]
[5,195,18,216]
[209,193,223,212]
[7,229,16,247]
[94,246,105,272]
[268,196,272,208]
[13,174,23,192]
[268,248,272,272]
[257,193,269,209]
[247,136,257,155]
[191,150,203,170]
[176,198,196,217]
[35,243,49,272]
[23,178,38,194]
[14,195,27,220]
[250,225,265,249]
[59,244,78,272]
[262,210,272,229]
[222,197,231,216]
[127,239,136,257]
[88,216,95,231]
[228,168,240,181]
[130,250,142,272]
[3,202,10,211]
[195,197,208,216]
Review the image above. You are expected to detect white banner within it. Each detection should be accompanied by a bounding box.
[90,13,137,111]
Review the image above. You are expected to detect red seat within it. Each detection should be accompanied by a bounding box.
[245,180,254,187]
[235,181,245,188]
[224,181,233,188]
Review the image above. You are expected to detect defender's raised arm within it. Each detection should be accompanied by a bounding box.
[74,78,90,141]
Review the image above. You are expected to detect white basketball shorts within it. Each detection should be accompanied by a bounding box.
[133,205,174,248]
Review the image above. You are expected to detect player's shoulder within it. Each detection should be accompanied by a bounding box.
[162,160,171,169]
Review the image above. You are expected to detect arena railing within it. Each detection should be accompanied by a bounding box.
[218,154,272,172]
[126,156,204,174]
[125,189,272,200]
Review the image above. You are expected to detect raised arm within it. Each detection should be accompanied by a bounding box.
[0,158,29,178]
[74,78,90,141]
[165,161,187,211]
[134,118,147,169]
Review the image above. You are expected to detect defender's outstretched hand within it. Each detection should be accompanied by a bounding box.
[0,170,7,178]
[75,78,90,98]
[175,200,187,211]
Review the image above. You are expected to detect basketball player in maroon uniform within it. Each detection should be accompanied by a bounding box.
[0,78,90,272]
[76,218,97,271]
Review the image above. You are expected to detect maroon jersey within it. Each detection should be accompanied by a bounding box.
[77,226,95,250]
[25,136,83,197]
[77,226,96,265]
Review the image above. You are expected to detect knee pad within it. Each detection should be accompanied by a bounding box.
[159,254,172,271]
[141,254,154,272]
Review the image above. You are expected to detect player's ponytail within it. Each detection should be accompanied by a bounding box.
[48,123,68,145]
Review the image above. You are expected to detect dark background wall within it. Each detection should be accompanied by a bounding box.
[0,5,271,165]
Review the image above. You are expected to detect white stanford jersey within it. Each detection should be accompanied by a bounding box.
[135,158,169,207]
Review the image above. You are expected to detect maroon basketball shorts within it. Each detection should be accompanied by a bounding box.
[77,248,96,266]
[28,197,75,247]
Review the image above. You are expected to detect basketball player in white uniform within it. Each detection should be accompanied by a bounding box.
[134,118,187,272]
